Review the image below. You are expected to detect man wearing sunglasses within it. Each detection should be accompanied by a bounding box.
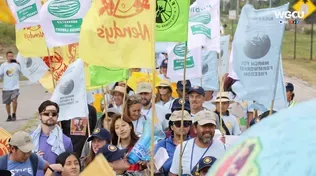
[154,110,193,175]
[169,110,226,176]
[30,100,73,176]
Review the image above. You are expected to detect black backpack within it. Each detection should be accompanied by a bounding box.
[0,153,38,176]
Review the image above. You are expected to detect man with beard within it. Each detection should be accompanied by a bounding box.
[136,82,169,131]
[30,100,73,176]
[169,110,226,176]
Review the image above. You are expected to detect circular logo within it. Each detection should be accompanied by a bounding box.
[193,86,199,89]
[108,145,117,152]
[59,79,75,95]
[42,52,64,72]
[48,0,81,18]
[178,99,184,105]
[26,58,32,68]
[243,33,271,59]
[189,12,211,24]
[93,128,100,134]
[13,0,30,6]
[173,43,187,57]
[156,0,180,31]
[203,157,212,164]
[5,69,14,77]
[0,139,10,156]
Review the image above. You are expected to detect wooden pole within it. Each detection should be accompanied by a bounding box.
[117,80,128,146]
[178,41,188,176]
[218,52,225,136]
[46,48,56,88]
[311,23,314,61]
[101,86,110,131]
[294,23,297,60]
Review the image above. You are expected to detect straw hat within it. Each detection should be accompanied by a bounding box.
[212,92,234,104]
[156,79,172,88]
[111,86,125,95]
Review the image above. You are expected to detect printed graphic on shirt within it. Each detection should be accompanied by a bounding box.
[10,167,33,176]
[70,117,87,136]
[212,138,261,176]
[6,68,16,77]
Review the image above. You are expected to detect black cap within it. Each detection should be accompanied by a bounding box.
[249,110,277,127]
[0,170,11,176]
[160,59,168,67]
[188,86,205,97]
[285,82,294,92]
[97,144,127,162]
[87,128,111,142]
[166,98,190,120]
[177,80,191,90]
[191,156,217,175]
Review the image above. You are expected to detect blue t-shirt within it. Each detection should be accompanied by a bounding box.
[8,155,46,176]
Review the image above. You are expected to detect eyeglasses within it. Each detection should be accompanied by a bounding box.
[158,86,169,89]
[41,112,58,117]
[173,121,192,128]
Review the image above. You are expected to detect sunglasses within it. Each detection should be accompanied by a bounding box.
[158,86,169,89]
[173,121,192,128]
[41,112,58,117]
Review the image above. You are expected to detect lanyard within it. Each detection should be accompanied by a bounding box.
[190,138,212,171]
[143,104,152,116]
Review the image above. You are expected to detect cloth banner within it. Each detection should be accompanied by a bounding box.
[39,43,100,93]
[89,66,129,86]
[155,0,190,42]
[0,127,12,156]
[50,59,88,121]
[188,0,220,52]
[220,35,230,77]
[40,0,92,48]
[16,25,50,57]
[8,0,41,29]
[190,49,218,91]
[231,4,288,101]
[167,43,202,82]
[0,0,16,24]
[16,53,48,83]
[79,0,154,68]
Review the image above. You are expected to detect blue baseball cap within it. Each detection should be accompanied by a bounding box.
[176,80,191,90]
[285,82,294,92]
[97,144,127,162]
[171,98,190,112]
[87,128,111,143]
[188,86,205,97]
[160,59,168,68]
[191,156,217,175]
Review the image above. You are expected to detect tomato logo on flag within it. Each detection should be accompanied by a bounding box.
[43,52,64,72]
[0,139,10,156]
[48,0,81,18]
[99,0,150,18]
[14,0,30,6]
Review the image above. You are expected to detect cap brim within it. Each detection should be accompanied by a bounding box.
[136,89,152,94]
[172,118,192,122]
[157,84,171,87]
[87,134,105,142]
[111,90,124,95]
[19,143,34,153]
[107,148,128,162]
[197,119,216,126]
[212,100,234,104]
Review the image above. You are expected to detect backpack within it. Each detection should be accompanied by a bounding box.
[0,153,39,176]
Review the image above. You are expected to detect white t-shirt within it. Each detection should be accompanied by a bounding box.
[141,104,169,131]
[0,62,21,91]
[222,114,242,135]
[132,115,147,137]
[170,138,226,175]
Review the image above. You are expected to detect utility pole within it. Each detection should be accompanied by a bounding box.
[269,0,272,7]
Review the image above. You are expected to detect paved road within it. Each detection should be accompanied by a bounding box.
[0,81,51,133]
[0,76,316,133]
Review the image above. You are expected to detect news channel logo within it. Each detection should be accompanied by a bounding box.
[279,19,301,24]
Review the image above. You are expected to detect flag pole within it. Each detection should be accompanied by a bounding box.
[101,85,110,131]
[218,52,225,137]
[46,48,56,88]
[269,55,281,115]
[117,80,128,146]
[178,41,188,176]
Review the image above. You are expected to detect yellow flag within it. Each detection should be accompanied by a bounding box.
[127,72,161,91]
[80,154,115,176]
[16,25,49,57]
[79,0,155,68]
[0,127,12,156]
[39,43,101,93]
[0,0,16,24]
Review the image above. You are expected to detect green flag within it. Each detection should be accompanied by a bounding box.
[155,0,190,42]
[89,66,129,86]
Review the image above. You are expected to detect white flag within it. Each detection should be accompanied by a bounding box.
[188,0,220,52]
[51,59,88,121]
[40,0,92,48]
[219,35,230,76]
[167,43,202,82]
[8,0,42,29]
[16,53,48,83]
